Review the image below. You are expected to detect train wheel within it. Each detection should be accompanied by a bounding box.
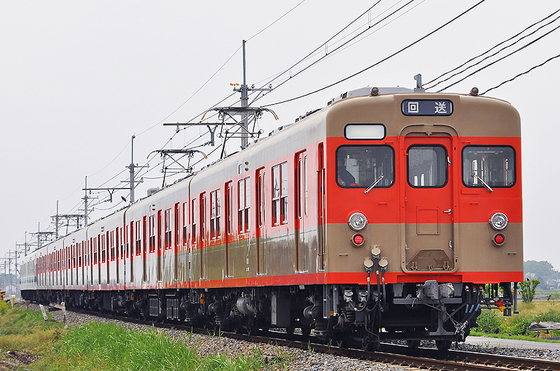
[335,335,350,349]
[406,340,420,349]
[246,325,257,336]
[435,340,451,352]
[360,337,372,351]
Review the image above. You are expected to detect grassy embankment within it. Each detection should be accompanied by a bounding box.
[472,299,560,341]
[0,301,293,370]
[2,299,559,369]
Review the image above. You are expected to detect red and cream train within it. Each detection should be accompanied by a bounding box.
[21,86,523,350]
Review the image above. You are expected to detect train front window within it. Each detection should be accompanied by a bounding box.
[336,146,394,188]
[462,146,515,187]
[407,146,447,187]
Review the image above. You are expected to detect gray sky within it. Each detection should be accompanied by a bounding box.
[1,1,559,270]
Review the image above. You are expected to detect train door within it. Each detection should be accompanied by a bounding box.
[142,217,147,282]
[317,143,326,271]
[119,226,125,286]
[403,135,455,272]
[295,151,308,272]
[199,193,207,279]
[189,198,196,282]
[182,202,188,282]
[116,228,120,284]
[157,210,162,282]
[106,232,111,285]
[255,169,266,275]
[174,203,180,281]
[97,236,101,285]
[124,224,128,285]
[80,242,84,286]
[89,238,93,286]
[129,222,134,283]
[225,182,233,277]
[72,244,76,285]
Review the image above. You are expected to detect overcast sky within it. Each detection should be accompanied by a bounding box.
[1,1,559,271]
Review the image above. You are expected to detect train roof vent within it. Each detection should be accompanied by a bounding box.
[268,123,293,137]
[147,187,160,197]
[329,86,414,104]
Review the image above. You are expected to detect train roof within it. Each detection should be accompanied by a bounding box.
[28,85,520,261]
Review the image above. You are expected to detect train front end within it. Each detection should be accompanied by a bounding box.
[319,87,522,349]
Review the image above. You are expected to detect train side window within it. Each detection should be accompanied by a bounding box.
[407,145,447,187]
[462,145,515,187]
[336,146,394,188]
[183,202,188,244]
[110,231,115,261]
[165,208,172,249]
[191,199,197,243]
[210,189,221,239]
[135,221,142,256]
[149,215,156,253]
[272,162,288,225]
[238,178,250,233]
[102,236,107,263]
[93,239,98,264]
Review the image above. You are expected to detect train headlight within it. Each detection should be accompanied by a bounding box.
[489,212,508,230]
[348,212,368,231]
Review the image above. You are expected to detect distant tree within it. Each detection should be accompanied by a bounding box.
[524,260,559,284]
[519,279,540,303]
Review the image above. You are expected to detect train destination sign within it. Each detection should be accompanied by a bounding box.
[401,99,453,116]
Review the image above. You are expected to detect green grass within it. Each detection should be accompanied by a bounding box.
[33,321,283,370]
[472,300,560,341]
[0,304,292,370]
[0,303,64,354]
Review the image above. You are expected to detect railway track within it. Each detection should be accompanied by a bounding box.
[226,332,560,371]
[49,304,560,371]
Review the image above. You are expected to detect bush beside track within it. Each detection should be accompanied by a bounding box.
[473,300,560,340]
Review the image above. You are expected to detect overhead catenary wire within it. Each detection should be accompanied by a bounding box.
[435,22,560,92]
[246,0,307,42]
[78,0,406,196]
[481,53,560,96]
[247,0,428,109]
[136,1,308,138]
[252,0,387,93]
[262,0,486,108]
[425,8,560,90]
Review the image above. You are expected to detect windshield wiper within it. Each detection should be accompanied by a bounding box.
[364,175,384,194]
[472,173,493,193]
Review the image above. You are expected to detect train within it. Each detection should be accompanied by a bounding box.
[21,85,523,351]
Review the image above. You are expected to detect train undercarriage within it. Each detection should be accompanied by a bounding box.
[23,279,516,352]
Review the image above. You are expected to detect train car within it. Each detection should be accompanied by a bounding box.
[21,85,522,350]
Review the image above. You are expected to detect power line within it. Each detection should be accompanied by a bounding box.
[137,1,308,138]
[436,22,560,92]
[246,0,307,42]
[316,0,427,62]
[262,0,486,108]
[425,8,560,90]
[248,0,419,105]
[481,53,560,96]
